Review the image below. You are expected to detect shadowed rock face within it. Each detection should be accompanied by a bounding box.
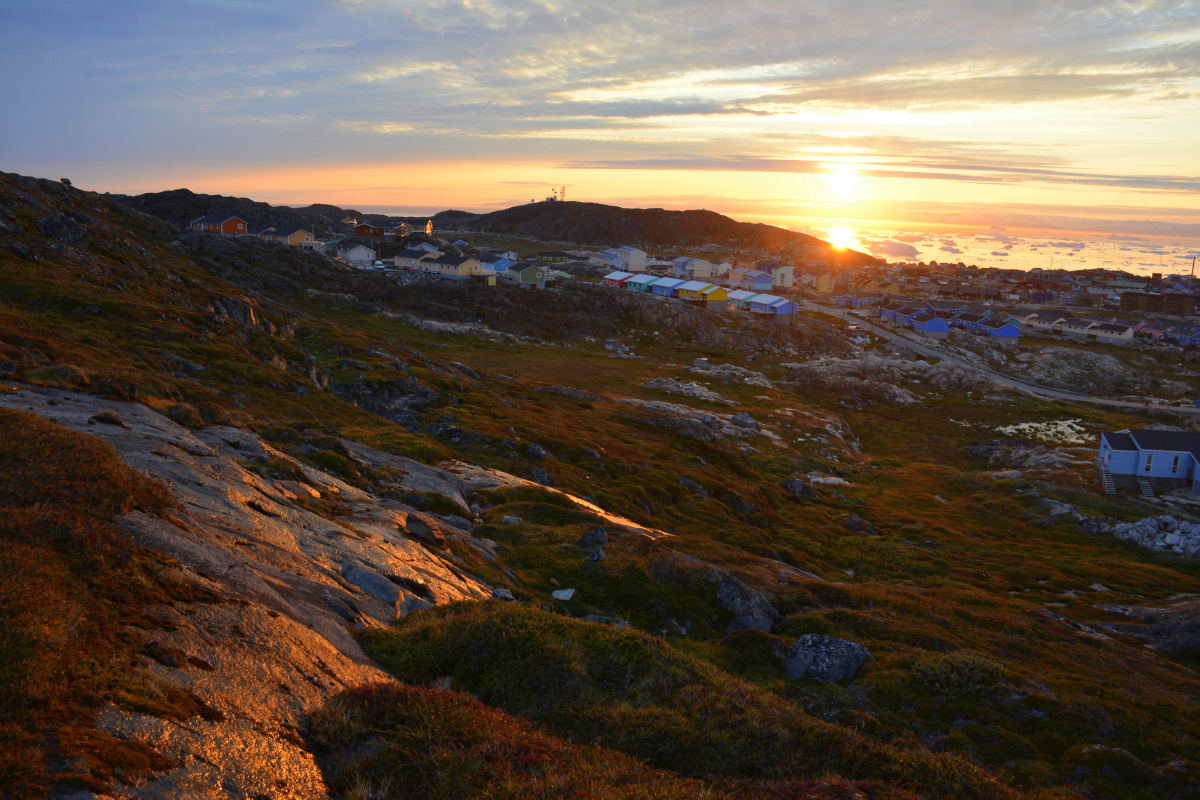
[1095,599,1200,656]
[0,385,500,800]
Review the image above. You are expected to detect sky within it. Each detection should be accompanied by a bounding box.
[2,0,1199,268]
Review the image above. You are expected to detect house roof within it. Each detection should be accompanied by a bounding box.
[338,244,374,254]
[678,281,713,292]
[191,214,245,225]
[653,278,685,289]
[1128,429,1200,458]
[397,248,433,259]
[627,275,659,285]
[910,312,937,324]
[728,290,758,301]
[750,294,783,305]
[956,313,986,323]
[980,318,1015,330]
[604,271,634,281]
[431,255,476,266]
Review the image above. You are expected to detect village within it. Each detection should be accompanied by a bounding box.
[190,211,1200,354]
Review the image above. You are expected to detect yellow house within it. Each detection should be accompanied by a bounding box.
[676,280,715,300]
[813,272,835,293]
[862,279,883,292]
[882,282,903,295]
[429,255,480,280]
[275,228,316,249]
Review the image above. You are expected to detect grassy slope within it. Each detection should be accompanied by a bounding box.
[2,172,1199,798]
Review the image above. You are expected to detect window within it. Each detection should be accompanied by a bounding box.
[1173,456,1181,474]
[1145,454,1153,472]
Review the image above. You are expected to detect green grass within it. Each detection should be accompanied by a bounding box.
[360,603,1017,799]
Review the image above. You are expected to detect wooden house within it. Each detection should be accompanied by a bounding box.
[190,214,247,235]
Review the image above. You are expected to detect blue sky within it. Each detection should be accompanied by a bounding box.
[2,0,1199,242]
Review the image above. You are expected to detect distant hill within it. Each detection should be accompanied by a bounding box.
[114,189,878,264]
[110,189,427,235]
[431,201,880,265]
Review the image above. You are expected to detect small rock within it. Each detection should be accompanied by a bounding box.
[785,634,870,683]
[991,470,1022,480]
[1089,583,1110,592]
[587,547,606,561]
[730,412,760,430]
[579,527,608,548]
[502,515,522,525]
[493,588,515,600]
[552,588,576,601]
[0,360,15,378]
[711,569,779,633]
[527,442,548,461]
[677,476,709,498]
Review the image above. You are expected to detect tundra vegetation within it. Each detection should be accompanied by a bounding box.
[1,171,1199,799]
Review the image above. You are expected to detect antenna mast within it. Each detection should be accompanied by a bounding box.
[560,185,566,202]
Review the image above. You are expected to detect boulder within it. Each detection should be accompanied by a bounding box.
[579,527,608,548]
[586,547,607,562]
[780,478,818,499]
[493,587,515,601]
[785,634,870,683]
[551,588,576,601]
[526,442,548,461]
[529,467,556,486]
[730,412,760,430]
[678,476,709,498]
[842,515,877,536]
[711,570,779,633]
[502,515,522,525]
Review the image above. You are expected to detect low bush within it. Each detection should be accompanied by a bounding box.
[910,651,1007,695]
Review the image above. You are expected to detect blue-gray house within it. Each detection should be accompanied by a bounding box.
[1097,429,1200,496]
[908,312,950,339]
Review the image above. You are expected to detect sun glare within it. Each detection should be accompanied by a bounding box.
[828,227,854,249]
[828,168,859,196]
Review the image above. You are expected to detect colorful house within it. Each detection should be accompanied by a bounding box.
[625,274,660,292]
[428,255,481,280]
[190,214,247,235]
[676,281,715,301]
[1092,323,1134,345]
[908,312,950,339]
[603,271,634,287]
[748,294,797,322]
[651,277,685,297]
[696,284,729,312]
[1098,429,1200,496]
[979,317,1020,345]
[507,262,547,289]
[743,270,774,292]
[727,289,759,310]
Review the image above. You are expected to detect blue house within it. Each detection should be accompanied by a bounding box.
[879,302,908,322]
[835,294,858,308]
[748,294,798,322]
[893,306,921,325]
[651,277,685,297]
[1098,429,1200,496]
[979,317,1020,345]
[908,312,950,339]
[743,270,774,292]
[954,312,988,331]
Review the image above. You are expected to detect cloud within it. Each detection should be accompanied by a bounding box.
[940,246,963,253]
[990,251,1009,256]
[1051,241,1086,248]
[869,240,921,257]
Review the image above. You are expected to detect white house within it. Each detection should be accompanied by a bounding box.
[337,244,376,266]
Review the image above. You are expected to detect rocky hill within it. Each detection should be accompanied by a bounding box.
[111,188,427,234]
[432,200,882,263]
[4,169,1200,800]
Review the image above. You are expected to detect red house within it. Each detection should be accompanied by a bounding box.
[354,223,387,237]
[190,214,247,235]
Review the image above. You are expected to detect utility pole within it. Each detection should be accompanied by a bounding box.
[1191,255,1196,293]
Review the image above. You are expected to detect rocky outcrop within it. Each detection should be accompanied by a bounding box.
[785,634,870,683]
[616,398,778,445]
[1094,598,1200,656]
[685,363,775,389]
[378,311,532,343]
[642,377,733,404]
[960,438,1088,472]
[785,355,1009,407]
[1005,346,1160,396]
[0,385,500,799]
[1101,515,1200,559]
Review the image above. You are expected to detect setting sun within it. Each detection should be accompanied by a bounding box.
[827,168,859,196]
[827,226,854,248]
